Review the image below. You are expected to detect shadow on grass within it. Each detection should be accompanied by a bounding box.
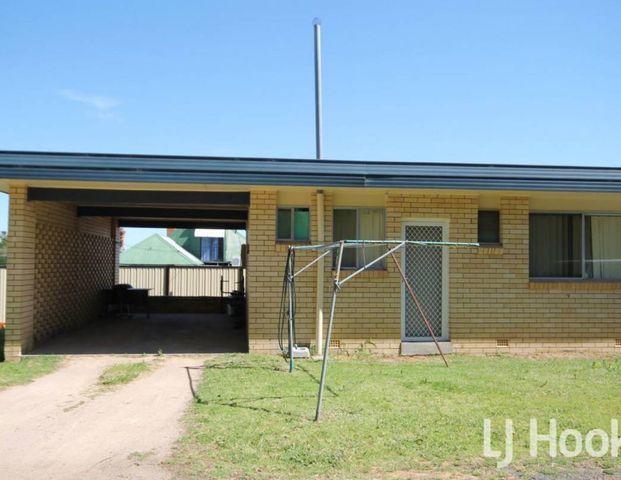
[296,362,339,397]
[183,359,338,420]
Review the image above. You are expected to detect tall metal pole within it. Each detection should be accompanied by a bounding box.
[315,240,344,421]
[313,18,322,160]
[313,18,325,355]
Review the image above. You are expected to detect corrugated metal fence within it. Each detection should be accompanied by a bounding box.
[0,266,242,322]
[119,266,245,297]
[0,267,5,323]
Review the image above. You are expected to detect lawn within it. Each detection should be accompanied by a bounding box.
[0,356,62,389]
[172,354,621,479]
[98,361,151,387]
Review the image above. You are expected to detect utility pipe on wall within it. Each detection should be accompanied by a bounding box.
[315,190,325,355]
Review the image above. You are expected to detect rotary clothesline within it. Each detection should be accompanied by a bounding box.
[281,239,479,420]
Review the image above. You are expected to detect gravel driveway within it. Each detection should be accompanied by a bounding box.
[0,355,204,480]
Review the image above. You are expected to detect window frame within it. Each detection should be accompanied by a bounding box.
[276,206,310,242]
[477,209,501,245]
[332,207,386,270]
[529,211,621,281]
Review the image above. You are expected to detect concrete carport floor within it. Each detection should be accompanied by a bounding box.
[31,313,248,355]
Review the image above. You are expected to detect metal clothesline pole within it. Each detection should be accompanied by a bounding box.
[315,240,345,421]
[292,248,333,279]
[289,240,479,252]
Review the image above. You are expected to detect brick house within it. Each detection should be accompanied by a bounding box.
[1,150,621,361]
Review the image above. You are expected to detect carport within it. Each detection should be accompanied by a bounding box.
[3,185,249,359]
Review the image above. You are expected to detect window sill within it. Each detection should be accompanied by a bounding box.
[275,240,311,245]
[477,244,503,255]
[529,279,621,291]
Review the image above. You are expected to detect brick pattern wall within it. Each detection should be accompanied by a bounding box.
[247,191,317,353]
[33,222,114,344]
[4,186,115,360]
[246,191,621,356]
[323,192,401,353]
[4,186,37,360]
[454,197,621,354]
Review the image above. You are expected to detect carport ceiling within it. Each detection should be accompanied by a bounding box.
[29,187,249,229]
[78,206,247,230]
[28,187,249,206]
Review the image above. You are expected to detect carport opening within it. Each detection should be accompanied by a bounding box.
[28,188,249,355]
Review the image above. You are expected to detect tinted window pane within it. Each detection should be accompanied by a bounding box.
[293,208,310,241]
[333,209,357,268]
[277,208,292,240]
[530,214,582,277]
[478,211,500,244]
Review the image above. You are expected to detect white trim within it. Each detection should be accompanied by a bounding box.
[195,228,225,238]
[401,219,449,342]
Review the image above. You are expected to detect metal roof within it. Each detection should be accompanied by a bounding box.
[120,234,203,266]
[1,150,621,192]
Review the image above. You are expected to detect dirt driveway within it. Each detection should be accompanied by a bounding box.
[0,355,204,480]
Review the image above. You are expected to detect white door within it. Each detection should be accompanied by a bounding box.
[401,220,449,341]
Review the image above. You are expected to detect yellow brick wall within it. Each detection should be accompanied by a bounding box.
[246,190,621,356]
[453,196,621,354]
[247,191,317,353]
[4,187,37,360]
[4,187,116,359]
[323,192,401,353]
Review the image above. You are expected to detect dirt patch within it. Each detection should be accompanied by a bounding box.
[0,355,204,480]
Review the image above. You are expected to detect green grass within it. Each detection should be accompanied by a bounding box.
[173,354,621,479]
[0,356,62,389]
[98,361,151,387]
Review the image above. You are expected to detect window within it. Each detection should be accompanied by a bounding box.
[530,214,582,278]
[200,237,223,262]
[478,210,500,244]
[530,213,621,280]
[277,207,310,241]
[333,208,385,269]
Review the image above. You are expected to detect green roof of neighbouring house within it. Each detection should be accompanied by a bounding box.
[120,234,203,266]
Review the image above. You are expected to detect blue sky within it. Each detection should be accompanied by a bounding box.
[1,1,620,243]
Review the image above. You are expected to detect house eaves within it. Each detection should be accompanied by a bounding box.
[1,150,621,192]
